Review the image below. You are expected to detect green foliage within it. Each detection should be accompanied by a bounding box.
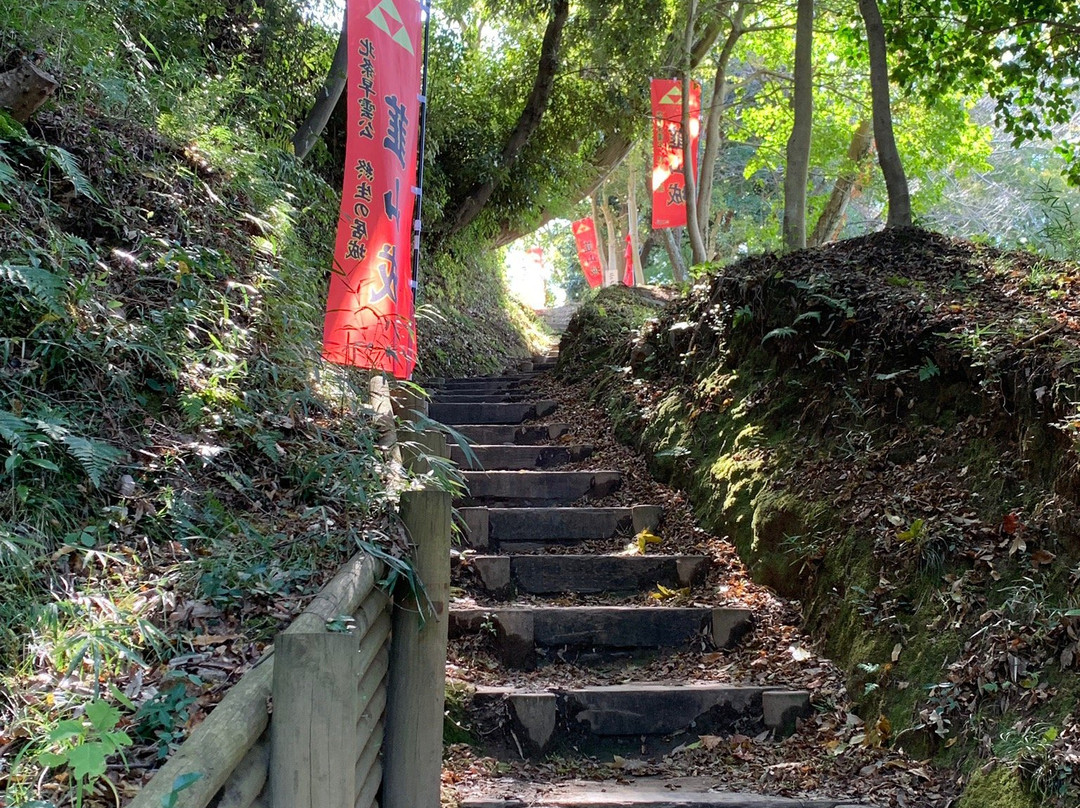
[887,0,1080,184]
[36,699,133,808]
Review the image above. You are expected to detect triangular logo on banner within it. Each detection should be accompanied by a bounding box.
[367,0,415,54]
[659,85,683,106]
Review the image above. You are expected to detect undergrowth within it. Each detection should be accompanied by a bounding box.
[559,231,1080,807]
[0,1,540,803]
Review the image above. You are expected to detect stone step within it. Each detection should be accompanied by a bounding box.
[468,554,709,598]
[460,506,661,551]
[430,400,557,426]
[451,444,594,470]
[469,684,811,756]
[433,392,533,404]
[433,375,533,389]
[460,779,866,808]
[454,423,570,445]
[449,606,753,667]
[458,470,621,506]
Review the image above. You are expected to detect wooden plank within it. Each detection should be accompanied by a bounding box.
[270,633,362,808]
[355,760,382,808]
[128,552,384,808]
[354,612,391,682]
[289,553,381,634]
[215,734,268,808]
[382,490,452,808]
[354,722,383,808]
[353,587,391,638]
[126,658,273,808]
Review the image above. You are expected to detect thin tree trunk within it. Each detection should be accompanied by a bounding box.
[292,12,347,160]
[782,0,814,252]
[858,0,911,228]
[448,0,570,238]
[639,231,657,274]
[627,157,644,285]
[681,0,708,266]
[809,119,873,246]
[598,192,621,286]
[590,193,609,280]
[697,3,745,255]
[494,6,730,247]
[663,228,689,283]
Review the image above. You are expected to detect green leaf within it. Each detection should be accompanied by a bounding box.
[47,719,86,743]
[101,729,132,754]
[161,771,203,808]
[37,750,68,768]
[762,326,797,343]
[67,741,107,781]
[109,683,136,711]
[897,519,925,542]
[85,700,121,732]
[44,145,102,202]
[0,263,67,315]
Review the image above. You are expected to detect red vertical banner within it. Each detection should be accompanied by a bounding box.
[571,218,604,288]
[323,0,424,379]
[650,78,701,230]
[622,235,634,286]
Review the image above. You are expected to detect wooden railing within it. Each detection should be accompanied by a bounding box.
[127,398,451,808]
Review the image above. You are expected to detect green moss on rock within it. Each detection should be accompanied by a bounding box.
[957,768,1039,808]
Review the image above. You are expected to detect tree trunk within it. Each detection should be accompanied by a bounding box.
[663,228,689,283]
[292,13,348,160]
[681,0,708,266]
[447,0,570,238]
[639,231,658,274]
[627,156,644,285]
[0,58,59,123]
[809,119,873,246]
[696,4,745,256]
[782,0,814,252]
[598,192,621,286]
[589,193,609,280]
[494,8,730,247]
[858,0,911,228]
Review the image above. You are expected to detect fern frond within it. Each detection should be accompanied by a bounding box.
[31,417,124,487]
[0,262,67,315]
[56,434,124,488]
[0,409,32,446]
[44,145,102,203]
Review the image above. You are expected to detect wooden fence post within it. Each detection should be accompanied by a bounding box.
[381,488,452,808]
[269,633,362,808]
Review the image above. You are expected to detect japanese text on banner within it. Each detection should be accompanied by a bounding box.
[650,78,701,230]
[571,218,604,288]
[323,0,423,379]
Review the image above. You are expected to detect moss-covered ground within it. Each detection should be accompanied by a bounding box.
[558,230,1080,807]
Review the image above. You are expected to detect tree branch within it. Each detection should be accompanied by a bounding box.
[446,0,570,239]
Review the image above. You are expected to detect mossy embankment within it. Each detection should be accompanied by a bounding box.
[558,229,1080,806]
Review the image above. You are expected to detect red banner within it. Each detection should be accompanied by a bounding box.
[622,235,634,286]
[650,78,701,230]
[323,0,424,379]
[571,217,604,288]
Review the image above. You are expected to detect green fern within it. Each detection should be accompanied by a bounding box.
[253,430,284,464]
[0,261,68,315]
[44,145,102,203]
[32,418,124,488]
[0,409,33,447]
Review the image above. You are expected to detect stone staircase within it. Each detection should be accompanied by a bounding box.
[435,352,872,808]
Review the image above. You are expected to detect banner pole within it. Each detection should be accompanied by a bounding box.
[410,0,432,299]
